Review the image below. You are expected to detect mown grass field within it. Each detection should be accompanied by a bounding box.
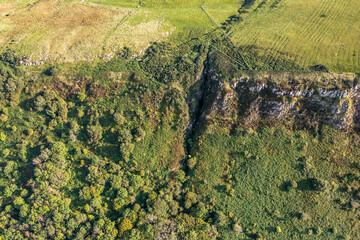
[229,0,360,72]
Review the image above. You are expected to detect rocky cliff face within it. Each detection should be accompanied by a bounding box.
[196,66,360,133]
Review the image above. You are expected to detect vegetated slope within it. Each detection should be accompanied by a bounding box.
[0,66,196,239]
[0,40,217,240]
[229,0,360,72]
[0,36,360,239]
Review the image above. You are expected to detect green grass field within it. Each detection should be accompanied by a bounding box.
[229,0,360,72]
[1,0,359,72]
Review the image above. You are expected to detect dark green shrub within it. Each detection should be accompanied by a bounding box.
[311,64,329,72]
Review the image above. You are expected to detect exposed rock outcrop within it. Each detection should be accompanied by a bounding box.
[197,67,360,133]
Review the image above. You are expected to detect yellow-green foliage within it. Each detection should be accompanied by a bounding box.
[119,218,133,235]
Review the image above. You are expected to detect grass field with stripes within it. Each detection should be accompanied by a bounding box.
[229,0,360,72]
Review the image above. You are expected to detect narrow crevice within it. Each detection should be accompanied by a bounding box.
[184,51,211,156]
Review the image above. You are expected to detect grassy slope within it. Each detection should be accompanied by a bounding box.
[230,0,360,72]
